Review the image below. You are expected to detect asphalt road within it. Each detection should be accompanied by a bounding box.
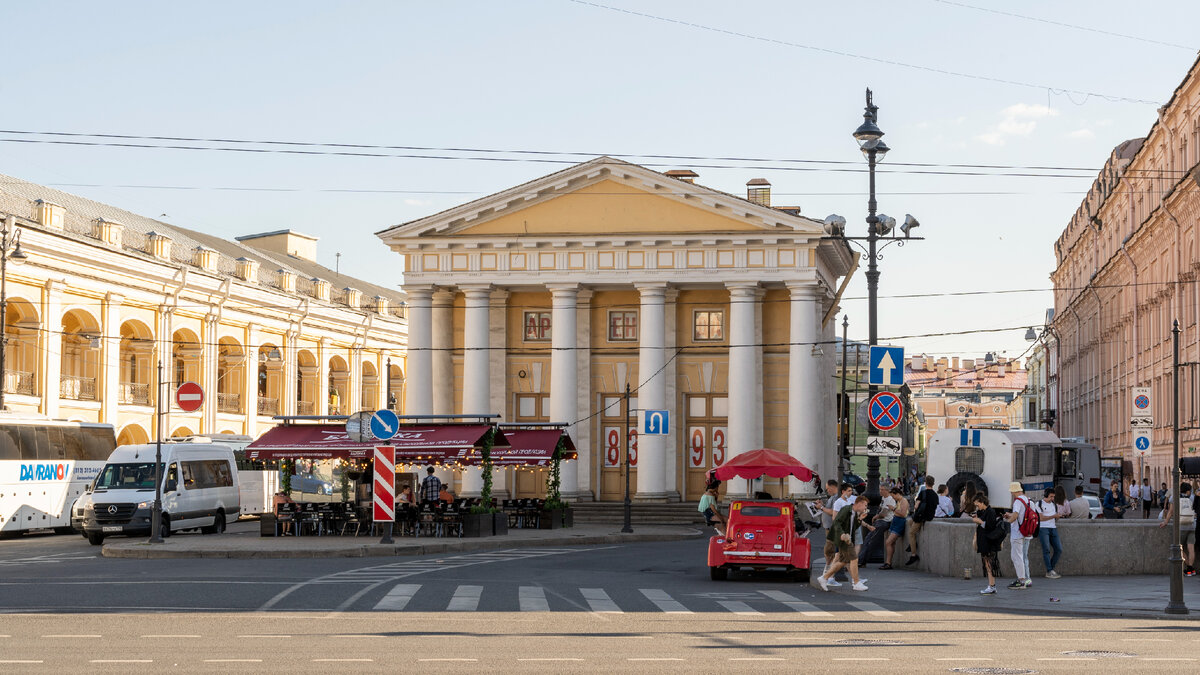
[3,526,1200,672]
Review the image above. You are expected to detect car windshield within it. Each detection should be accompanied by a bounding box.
[740,506,783,517]
[94,462,162,490]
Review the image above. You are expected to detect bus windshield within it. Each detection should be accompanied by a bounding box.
[94,463,162,490]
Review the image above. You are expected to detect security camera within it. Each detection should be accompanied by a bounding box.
[901,214,920,238]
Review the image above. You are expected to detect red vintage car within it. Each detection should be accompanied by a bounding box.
[707,499,811,581]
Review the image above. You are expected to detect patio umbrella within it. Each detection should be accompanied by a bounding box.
[711,448,814,495]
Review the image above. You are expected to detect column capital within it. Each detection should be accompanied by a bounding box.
[785,281,824,299]
[104,292,125,306]
[459,283,493,299]
[402,284,436,303]
[725,281,760,297]
[577,288,595,304]
[432,287,456,305]
[635,282,670,298]
[546,283,580,299]
[489,287,510,303]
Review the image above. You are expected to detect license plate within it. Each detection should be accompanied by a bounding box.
[102,526,123,533]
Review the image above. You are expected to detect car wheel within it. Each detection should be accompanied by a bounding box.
[202,511,226,535]
[710,566,728,581]
[86,532,104,546]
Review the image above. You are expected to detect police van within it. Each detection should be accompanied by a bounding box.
[75,442,239,545]
[928,427,1063,511]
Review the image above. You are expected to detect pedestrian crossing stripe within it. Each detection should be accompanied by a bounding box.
[368,584,903,616]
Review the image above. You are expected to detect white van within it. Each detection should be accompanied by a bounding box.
[927,427,1060,510]
[76,443,239,545]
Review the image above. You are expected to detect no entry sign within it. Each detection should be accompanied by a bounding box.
[175,381,204,412]
[868,391,903,432]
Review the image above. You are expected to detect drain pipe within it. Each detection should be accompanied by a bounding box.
[1119,243,1141,456]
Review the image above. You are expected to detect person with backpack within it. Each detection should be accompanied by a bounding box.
[969,493,1005,594]
[1159,481,1196,576]
[1004,481,1039,589]
[906,475,939,566]
[1034,488,1063,578]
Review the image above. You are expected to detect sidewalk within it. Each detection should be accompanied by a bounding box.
[101,520,704,560]
[820,558,1200,620]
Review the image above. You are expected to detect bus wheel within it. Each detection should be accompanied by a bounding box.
[86,532,104,546]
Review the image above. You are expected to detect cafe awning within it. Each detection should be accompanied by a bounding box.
[477,429,576,467]
[246,423,505,464]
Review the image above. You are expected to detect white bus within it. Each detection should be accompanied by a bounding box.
[0,415,117,537]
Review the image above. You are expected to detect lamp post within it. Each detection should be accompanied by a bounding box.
[0,215,29,411]
[825,89,923,506]
[838,315,849,480]
[1167,320,1188,614]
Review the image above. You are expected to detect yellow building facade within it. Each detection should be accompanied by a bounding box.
[0,174,407,445]
[378,158,855,501]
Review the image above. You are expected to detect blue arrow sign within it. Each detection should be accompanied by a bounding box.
[370,409,400,441]
[643,409,669,436]
[869,346,905,386]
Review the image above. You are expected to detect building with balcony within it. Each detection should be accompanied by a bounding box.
[1050,53,1200,488]
[377,157,855,501]
[0,174,407,445]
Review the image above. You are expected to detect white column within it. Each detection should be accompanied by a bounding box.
[431,288,455,416]
[635,283,670,501]
[786,283,823,497]
[402,285,433,415]
[244,323,258,438]
[460,284,493,497]
[488,288,510,498]
[40,280,64,419]
[316,337,330,416]
[100,292,123,426]
[202,314,218,433]
[548,284,580,499]
[575,289,594,499]
[726,282,761,496]
[283,330,298,416]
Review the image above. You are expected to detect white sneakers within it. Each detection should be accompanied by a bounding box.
[817,575,829,592]
[819,575,868,592]
[852,581,869,591]
[1046,570,1061,579]
[980,585,996,595]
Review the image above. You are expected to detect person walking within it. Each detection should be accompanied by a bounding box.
[1004,482,1034,589]
[1142,478,1153,519]
[906,476,938,565]
[1127,480,1141,518]
[881,487,909,570]
[815,479,848,585]
[817,495,870,592]
[419,467,443,504]
[1103,480,1128,519]
[1159,481,1196,576]
[858,488,894,568]
[1034,488,1063,578]
[970,493,1004,594]
[1159,482,1170,515]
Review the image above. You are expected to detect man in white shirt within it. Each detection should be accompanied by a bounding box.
[934,484,954,518]
[1067,486,1091,519]
[1128,481,1141,514]
[1004,482,1034,589]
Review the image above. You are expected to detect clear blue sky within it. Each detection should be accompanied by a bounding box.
[4,1,1198,361]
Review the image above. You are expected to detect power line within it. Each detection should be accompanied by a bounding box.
[565,0,1164,105]
[0,128,1190,178]
[930,0,1198,51]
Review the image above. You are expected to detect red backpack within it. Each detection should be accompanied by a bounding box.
[1016,496,1040,537]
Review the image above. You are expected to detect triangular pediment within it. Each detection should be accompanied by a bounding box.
[376,157,825,242]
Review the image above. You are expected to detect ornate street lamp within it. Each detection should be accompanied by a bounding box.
[0,215,29,411]
[826,89,925,506]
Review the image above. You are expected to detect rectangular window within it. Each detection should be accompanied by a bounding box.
[692,310,724,342]
[608,311,638,341]
[523,311,551,341]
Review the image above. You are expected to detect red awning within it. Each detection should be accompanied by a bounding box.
[712,448,814,482]
[472,429,576,467]
[247,424,503,464]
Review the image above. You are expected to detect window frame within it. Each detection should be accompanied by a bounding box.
[522,311,552,342]
[608,310,638,342]
[692,309,725,343]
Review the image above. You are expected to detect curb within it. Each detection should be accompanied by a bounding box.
[101,530,703,560]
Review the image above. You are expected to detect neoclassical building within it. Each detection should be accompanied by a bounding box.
[0,174,407,445]
[378,157,855,501]
[1051,53,1200,487]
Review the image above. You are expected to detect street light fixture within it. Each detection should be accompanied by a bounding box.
[0,214,29,411]
[833,89,926,507]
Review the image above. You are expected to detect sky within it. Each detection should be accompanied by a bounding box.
[3,1,1199,363]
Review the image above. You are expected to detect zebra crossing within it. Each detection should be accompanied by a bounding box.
[366,584,904,616]
[306,548,586,585]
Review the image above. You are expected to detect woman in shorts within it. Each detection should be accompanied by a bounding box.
[880,487,909,569]
[699,485,726,535]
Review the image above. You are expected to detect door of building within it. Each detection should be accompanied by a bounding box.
[599,393,637,501]
[683,394,728,501]
[511,393,549,499]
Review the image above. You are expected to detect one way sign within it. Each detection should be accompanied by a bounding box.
[869,346,905,387]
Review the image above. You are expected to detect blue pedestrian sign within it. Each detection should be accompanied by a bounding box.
[643,409,670,436]
[370,409,400,441]
[1133,429,1151,457]
[868,346,905,386]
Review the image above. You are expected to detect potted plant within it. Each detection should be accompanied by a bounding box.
[540,438,572,529]
[464,429,507,536]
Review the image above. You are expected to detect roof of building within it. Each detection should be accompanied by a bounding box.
[0,172,405,308]
[905,363,1028,391]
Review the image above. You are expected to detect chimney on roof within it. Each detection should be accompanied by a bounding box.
[952,356,960,371]
[665,169,699,184]
[999,360,1007,377]
[746,178,771,207]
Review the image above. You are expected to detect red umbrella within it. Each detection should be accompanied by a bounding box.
[711,448,814,482]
